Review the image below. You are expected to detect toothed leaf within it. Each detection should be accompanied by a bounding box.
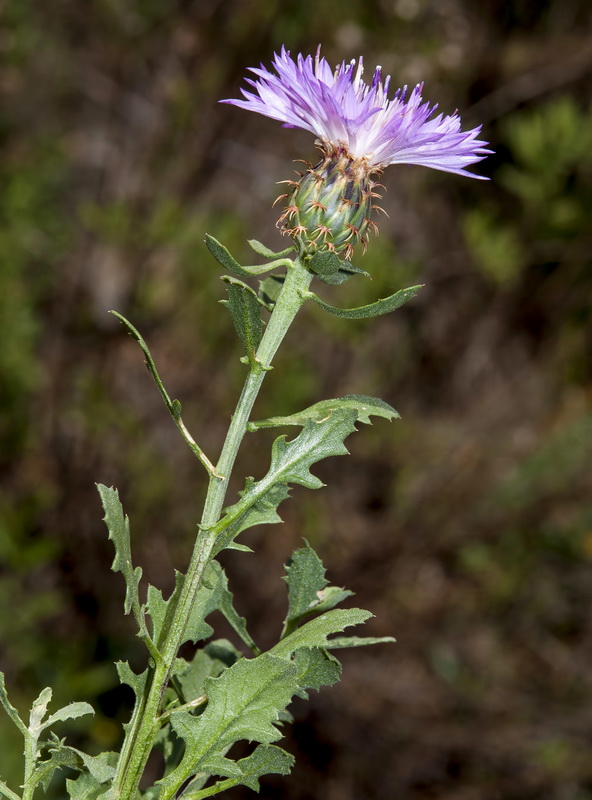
[283,543,327,633]
[212,408,359,553]
[97,485,145,630]
[271,608,372,658]
[158,654,298,795]
[249,394,398,430]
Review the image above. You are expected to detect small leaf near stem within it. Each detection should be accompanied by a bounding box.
[111,311,222,480]
[0,781,22,800]
[205,235,294,277]
[247,239,294,259]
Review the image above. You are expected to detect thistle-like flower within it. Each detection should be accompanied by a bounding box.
[223,47,490,261]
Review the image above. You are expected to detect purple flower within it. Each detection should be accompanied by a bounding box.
[222,46,490,180]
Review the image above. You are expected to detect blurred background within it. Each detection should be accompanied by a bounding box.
[1,1,592,798]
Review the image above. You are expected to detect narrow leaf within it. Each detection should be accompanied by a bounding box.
[325,635,396,649]
[258,274,284,307]
[217,574,260,654]
[308,284,422,319]
[220,278,263,364]
[205,235,272,277]
[97,485,144,626]
[249,394,399,430]
[248,239,294,259]
[271,608,372,658]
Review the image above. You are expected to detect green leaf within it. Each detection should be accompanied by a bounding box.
[283,543,327,632]
[258,274,284,307]
[211,481,290,556]
[248,239,294,259]
[172,640,242,704]
[204,235,274,277]
[182,745,294,798]
[31,741,81,792]
[325,635,396,649]
[220,277,263,365]
[64,751,118,798]
[29,687,52,735]
[293,647,341,697]
[308,284,423,318]
[211,408,359,552]
[97,485,145,631]
[0,672,27,736]
[146,562,225,650]
[217,575,260,655]
[249,394,398,431]
[158,654,299,796]
[271,608,372,658]
[44,702,94,730]
[309,250,341,278]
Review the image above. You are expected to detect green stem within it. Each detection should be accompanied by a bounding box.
[113,257,312,800]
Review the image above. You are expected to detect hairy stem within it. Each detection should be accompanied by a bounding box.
[113,257,312,800]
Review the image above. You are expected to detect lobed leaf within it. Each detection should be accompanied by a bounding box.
[97,485,145,632]
[283,542,327,633]
[271,608,372,658]
[293,648,341,698]
[182,745,294,799]
[158,654,299,797]
[0,672,27,736]
[249,394,398,431]
[211,408,360,553]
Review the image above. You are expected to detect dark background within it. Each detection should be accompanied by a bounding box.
[1,1,592,798]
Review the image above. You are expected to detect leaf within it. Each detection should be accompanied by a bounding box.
[0,672,27,736]
[308,284,423,319]
[248,239,294,259]
[182,745,294,798]
[158,654,298,797]
[31,742,81,792]
[116,662,149,744]
[283,543,327,633]
[293,648,341,697]
[271,608,372,658]
[204,235,272,277]
[211,408,359,553]
[172,639,242,703]
[308,251,370,285]
[63,751,118,799]
[220,278,263,365]
[146,562,225,650]
[249,394,399,430]
[44,702,94,730]
[217,574,260,655]
[97,485,145,631]
[211,483,290,557]
[258,274,284,307]
[325,635,396,649]
[29,687,53,735]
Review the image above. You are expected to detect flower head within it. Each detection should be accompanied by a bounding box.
[222,47,490,262]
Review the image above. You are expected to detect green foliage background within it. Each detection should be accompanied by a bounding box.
[1,1,591,797]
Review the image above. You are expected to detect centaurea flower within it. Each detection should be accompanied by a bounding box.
[223,47,490,261]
